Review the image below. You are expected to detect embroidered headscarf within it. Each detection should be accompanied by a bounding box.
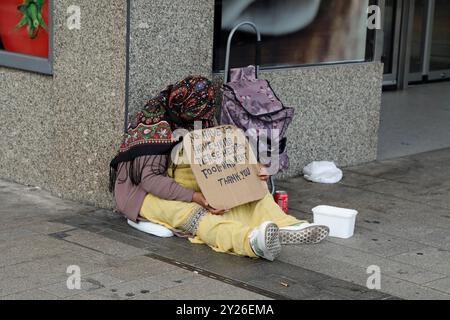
[109,76,216,191]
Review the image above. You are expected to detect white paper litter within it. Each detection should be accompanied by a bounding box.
[303,161,343,184]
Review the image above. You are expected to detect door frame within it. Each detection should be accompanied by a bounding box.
[407,0,434,82]
[382,0,403,86]
[426,0,450,81]
[382,0,450,88]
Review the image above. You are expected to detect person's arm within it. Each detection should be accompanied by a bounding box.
[139,155,194,202]
[257,164,270,182]
[139,155,228,215]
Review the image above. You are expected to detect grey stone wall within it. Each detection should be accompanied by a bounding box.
[128,0,215,114]
[214,62,383,178]
[0,70,54,186]
[0,0,382,210]
[0,0,127,209]
[266,62,383,178]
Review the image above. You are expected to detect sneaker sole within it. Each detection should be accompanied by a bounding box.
[264,223,282,261]
[280,225,329,245]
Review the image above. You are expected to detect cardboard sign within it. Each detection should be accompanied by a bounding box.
[183,125,268,210]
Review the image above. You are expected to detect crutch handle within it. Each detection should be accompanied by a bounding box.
[224,21,262,84]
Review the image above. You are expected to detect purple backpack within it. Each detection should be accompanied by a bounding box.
[220,65,295,171]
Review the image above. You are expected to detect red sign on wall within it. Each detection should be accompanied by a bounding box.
[0,0,49,58]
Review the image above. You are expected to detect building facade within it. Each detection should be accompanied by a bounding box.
[0,0,447,209]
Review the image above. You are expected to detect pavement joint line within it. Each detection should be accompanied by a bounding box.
[48,230,109,255]
[380,274,450,297]
[47,229,78,239]
[144,253,291,300]
[1,287,61,299]
[422,275,450,286]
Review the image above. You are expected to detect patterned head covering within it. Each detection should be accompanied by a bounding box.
[109,76,216,190]
[167,76,216,130]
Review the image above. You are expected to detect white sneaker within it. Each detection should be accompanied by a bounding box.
[249,221,282,261]
[280,223,329,245]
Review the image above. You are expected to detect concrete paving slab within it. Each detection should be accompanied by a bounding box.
[62,229,148,259]
[313,278,390,300]
[408,148,450,165]
[23,221,76,235]
[87,278,166,300]
[0,263,67,297]
[246,275,325,300]
[279,247,448,300]
[1,289,59,300]
[0,235,75,268]
[66,292,125,300]
[326,227,426,258]
[280,243,446,286]
[102,256,179,282]
[128,293,173,300]
[142,269,203,290]
[364,179,450,210]
[346,157,418,179]
[41,272,125,298]
[390,247,450,276]
[158,276,251,300]
[339,171,389,187]
[196,254,329,285]
[2,148,450,300]
[425,277,450,294]
[50,215,111,234]
[0,227,39,242]
[380,275,450,300]
[289,185,450,231]
[200,291,270,300]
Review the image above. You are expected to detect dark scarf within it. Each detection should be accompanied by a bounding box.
[109,76,216,191]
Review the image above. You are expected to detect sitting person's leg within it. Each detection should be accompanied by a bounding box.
[139,192,198,232]
[134,193,282,257]
[247,193,303,227]
[195,212,281,261]
[140,192,282,260]
[246,193,330,245]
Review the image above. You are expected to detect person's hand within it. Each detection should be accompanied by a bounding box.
[258,164,270,182]
[192,192,228,215]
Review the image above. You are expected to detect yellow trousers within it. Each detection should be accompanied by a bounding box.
[140,163,303,258]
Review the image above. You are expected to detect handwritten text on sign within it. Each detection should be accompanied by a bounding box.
[184,126,267,210]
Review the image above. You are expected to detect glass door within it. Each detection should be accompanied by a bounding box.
[382,0,450,87]
[428,0,450,80]
[408,0,450,82]
[382,0,402,85]
[408,0,429,82]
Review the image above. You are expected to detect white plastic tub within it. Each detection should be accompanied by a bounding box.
[312,205,358,239]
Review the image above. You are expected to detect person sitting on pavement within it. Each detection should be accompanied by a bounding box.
[109,76,329,261]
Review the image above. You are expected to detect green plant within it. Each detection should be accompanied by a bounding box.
[15,0,48,39]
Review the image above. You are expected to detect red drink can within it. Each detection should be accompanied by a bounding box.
[274,191,288,213]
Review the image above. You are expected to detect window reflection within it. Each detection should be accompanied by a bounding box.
[214,0,371,71]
